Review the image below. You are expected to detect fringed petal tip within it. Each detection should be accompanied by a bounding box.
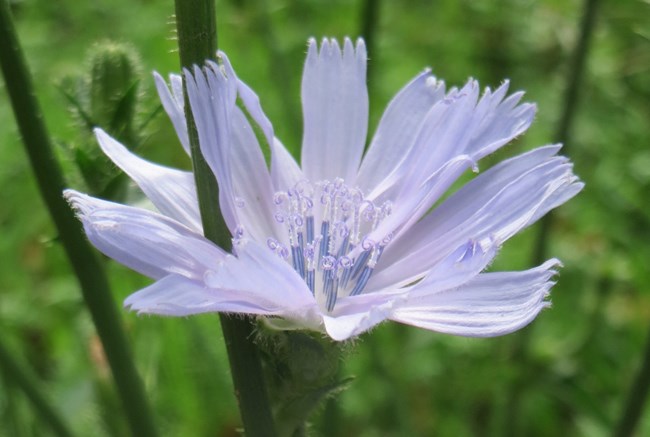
[388,257,564,338]
[306,36,366,58]
[63,189,94,217]
[181,51,236,84]
[540,257,564,276]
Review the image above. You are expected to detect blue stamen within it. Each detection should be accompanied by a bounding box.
[324,270,339,311]
[269,180,393,311]
[340,266,353,290]
[350,266,373,296]
[306,215,315,243]
[291,245,305,279]
[319,221,330,263]
[297,232,306,276]
[350,250,371,279]
[337,234,350,258]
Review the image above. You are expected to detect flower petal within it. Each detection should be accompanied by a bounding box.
[94,128,202,231]
[229,66,305,192]
[361,154,476,253]
[124,274,296,316]
[322,300,394,341]
[125,239,319,320]
[357,71,446,195]
[184,58,239,233]
[64,190,224,280]
[214,239,316,308]
[390,259,560,337]
[228,107,280,241]
[153,72,190,154]
[270,137,305,192]
[467,86,536,160]
[370,146,581,289]
[372,80,535,203]
[234,71,275,148]
[407,239,499,294]
[386,80,481,199]
[300,38,368,185]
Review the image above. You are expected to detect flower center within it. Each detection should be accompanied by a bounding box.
[266,178,392,312]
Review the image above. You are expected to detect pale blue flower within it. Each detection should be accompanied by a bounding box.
[65,38,582,341]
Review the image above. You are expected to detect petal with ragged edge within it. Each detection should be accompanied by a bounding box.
[184,60,239,233]
[466,90,536,161]
[377,80,535,203]
[390,80,481,198]
[356,70,445,195]
[390,259,560,337]
[370,146,582,289]
[301,38,368,185]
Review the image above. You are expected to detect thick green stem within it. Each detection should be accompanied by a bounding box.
[173,1,276,435]
[0,2,158,436]
[0,338,75,437]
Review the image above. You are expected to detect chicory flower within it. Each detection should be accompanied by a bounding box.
[65,38,582,341]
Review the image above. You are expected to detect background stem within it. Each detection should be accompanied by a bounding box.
[0,338,75,437]
[173,1,277,435]
[0,2,159,436]
[613,323,650,436]
[502,0,600,434]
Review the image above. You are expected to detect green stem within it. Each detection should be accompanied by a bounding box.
[613,323,650,437]
[0,3,158,436]
[173,1,277,435]
[502,0,600,435]
[0,338,75,437]
[532,0,600,266]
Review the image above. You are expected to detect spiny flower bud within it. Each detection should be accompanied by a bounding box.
[60,41,146,202]
[89,41,142,145]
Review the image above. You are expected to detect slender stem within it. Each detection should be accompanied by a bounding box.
[553,0,600,151]
[0,3,158,436]
[173,1,276,435]
[613,323,650,437]
[532,0,600,266]
[0,338,75,437]
[502,0,600,435]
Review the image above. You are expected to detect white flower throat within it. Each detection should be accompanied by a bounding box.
[256,178,392,312]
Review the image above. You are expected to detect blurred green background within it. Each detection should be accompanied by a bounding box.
[1,0,649,435]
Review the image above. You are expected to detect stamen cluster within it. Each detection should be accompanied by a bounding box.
[266,179,392,311]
